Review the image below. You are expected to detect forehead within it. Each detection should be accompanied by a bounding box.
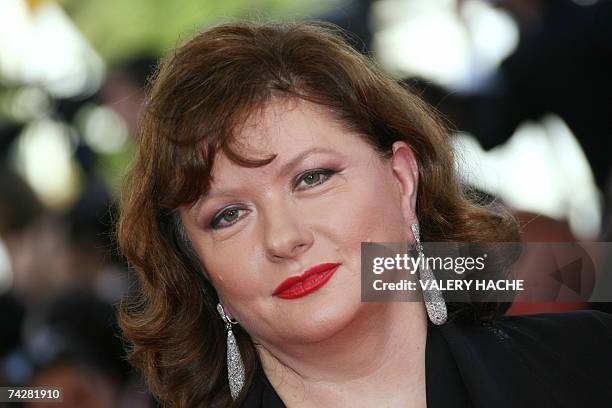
[232,98,350,155]
[210,99,370,179]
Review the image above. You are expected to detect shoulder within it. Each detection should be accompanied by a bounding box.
[497,310,612,399]
[495,310,612,378]
[498,309,612,331]
[442,309,612,349]
[494,310,612,354]
[432,310,612,407]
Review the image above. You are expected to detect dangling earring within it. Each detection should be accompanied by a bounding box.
[411,224,448,325]
[217,303,245,399]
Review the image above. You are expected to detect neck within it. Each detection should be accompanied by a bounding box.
[255,302,428,407]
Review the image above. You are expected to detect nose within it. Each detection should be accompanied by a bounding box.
[262,201,314,262]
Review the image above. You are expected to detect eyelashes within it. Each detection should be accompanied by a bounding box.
[293,168,336,190]
[209,168,338,230]
[210,207,246,229]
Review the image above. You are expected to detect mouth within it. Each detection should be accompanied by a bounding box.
[272,262,341,300]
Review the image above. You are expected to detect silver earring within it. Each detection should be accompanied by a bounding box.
[217,303,245,400]
[411,224,448,325]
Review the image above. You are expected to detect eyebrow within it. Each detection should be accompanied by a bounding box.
[199,147,341,204]
[278,147,340,175]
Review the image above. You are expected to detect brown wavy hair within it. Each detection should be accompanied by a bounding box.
[116,20,520,407]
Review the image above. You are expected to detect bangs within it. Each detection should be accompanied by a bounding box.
[151,99,277,209]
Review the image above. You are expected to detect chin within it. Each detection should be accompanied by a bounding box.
[277,289,364,344]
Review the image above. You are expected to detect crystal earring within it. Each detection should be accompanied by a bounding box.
[411,224,448,325]
[217,303,245,399]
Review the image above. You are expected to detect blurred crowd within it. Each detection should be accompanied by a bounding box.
[0,52,156,406]
[0,0,611,406]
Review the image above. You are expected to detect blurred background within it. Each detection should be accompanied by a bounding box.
[0,0,610,406]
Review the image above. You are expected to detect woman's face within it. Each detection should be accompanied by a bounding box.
[180,99,418,346]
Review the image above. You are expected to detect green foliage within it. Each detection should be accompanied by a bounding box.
[60,0,336,62]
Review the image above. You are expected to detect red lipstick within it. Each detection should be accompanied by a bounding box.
[273,263,341,300]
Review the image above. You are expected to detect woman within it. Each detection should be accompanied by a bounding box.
[117,21,612,407]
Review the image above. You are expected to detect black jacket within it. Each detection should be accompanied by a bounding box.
[242,310,612,407]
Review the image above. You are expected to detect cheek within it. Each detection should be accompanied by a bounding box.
[320,173,408,247]
[198,241,264,302]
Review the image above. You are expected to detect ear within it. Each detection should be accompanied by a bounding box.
[391,141,419,226]
[219,301,238,323]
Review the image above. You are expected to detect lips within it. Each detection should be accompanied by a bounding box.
[273,262,341,300]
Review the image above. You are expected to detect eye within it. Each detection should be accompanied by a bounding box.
[210,207,249,229]
[294,169,336,190]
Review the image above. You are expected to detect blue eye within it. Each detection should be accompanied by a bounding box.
[210,207,248,229]
[294,169,336,190]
